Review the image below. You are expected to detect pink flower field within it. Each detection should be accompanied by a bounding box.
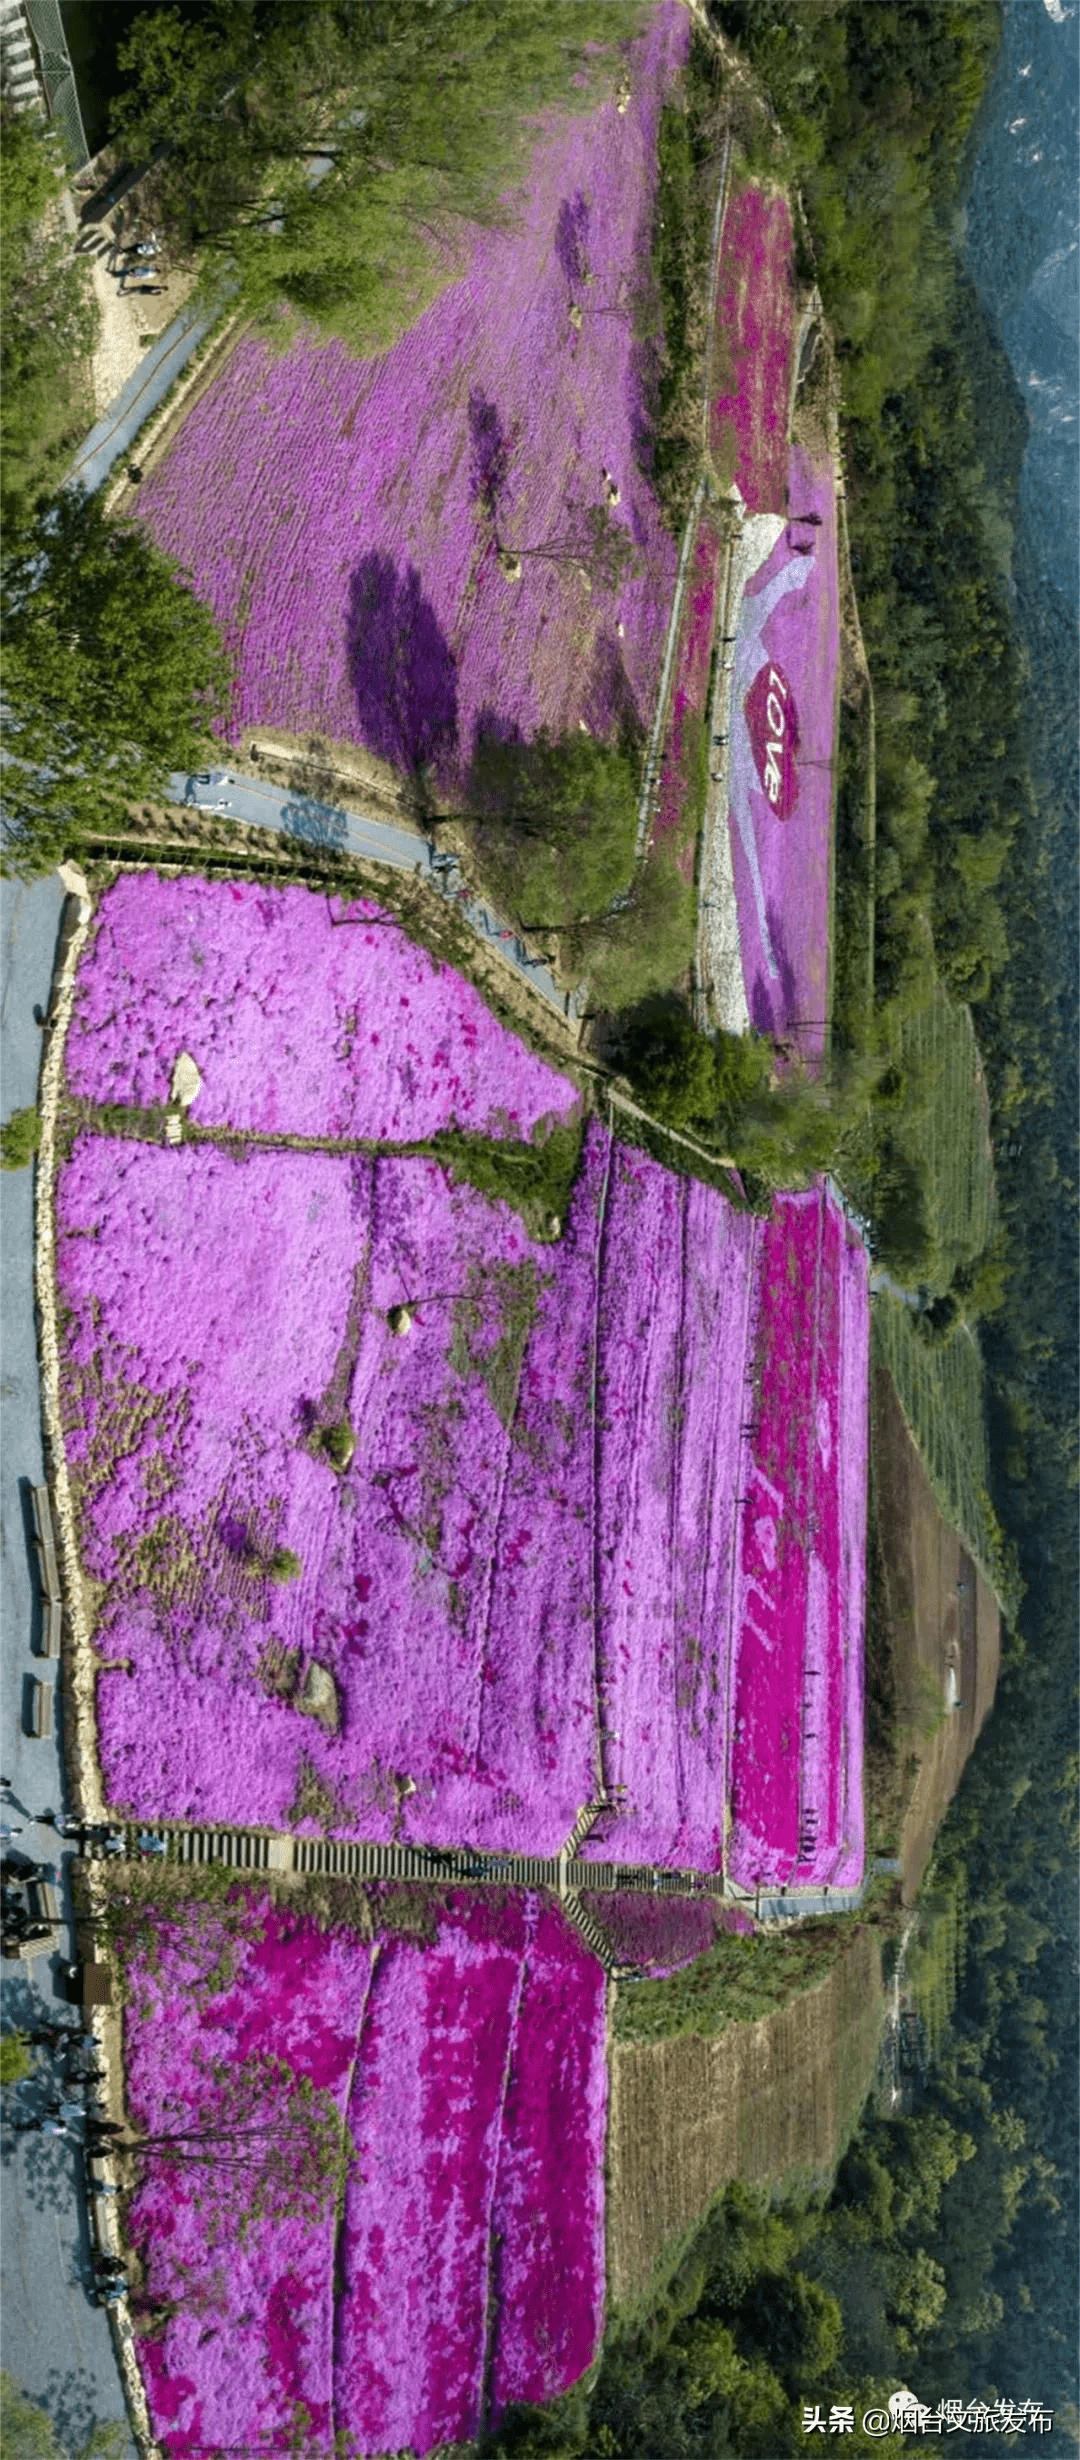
[122,1888,606,2457]
[727,1187,868,1891]
[65,875,579,1143]
[134,8,689,783]
[711,184,796,514]
[727,441,840,1063]
[58,876,867,1881]
[587,1891,754,1977]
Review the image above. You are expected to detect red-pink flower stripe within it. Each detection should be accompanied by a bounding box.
[727,1185,867,1890]
[711,184,795,514]
[123,1891,606,2457]
[65,875,579,1142]
[582,1144,764,1870]
[653,516,722,868]
[133,9,688,777]
[727,441,839,1064]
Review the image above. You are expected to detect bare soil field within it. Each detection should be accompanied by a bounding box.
[871,1364,1001,1903]
[607,1924,882,2311]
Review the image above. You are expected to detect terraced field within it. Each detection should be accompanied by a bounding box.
[872,1299,1003,1605]
[900,982,997,1281]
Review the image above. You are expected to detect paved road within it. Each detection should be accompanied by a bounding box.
[0,874,134,2452]
[66,297,226,498]
[166,769,587,1022]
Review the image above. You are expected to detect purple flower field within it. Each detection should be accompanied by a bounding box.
[134,9,688,782]
[58,877,868,1882]
[65,875,579,1143]
[727,442,840,1063]
[122,1888,606,2457]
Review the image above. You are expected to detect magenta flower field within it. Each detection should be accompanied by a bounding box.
[65,875,579,1143]
[711,184,796,514]
[727,1187,868,1891]
[122,1887,606,2458]
[587,1891,753,1977]
[727,441,840,1062]
[58,879,866,1881]
[134,8,688,783]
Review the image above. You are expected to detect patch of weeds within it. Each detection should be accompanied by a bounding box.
[0,1105,40,1169]
[436,1112,585,1239]
[288,1754,339,1831]
[321,1419,356,1472]
[268,1546,302,1584]
[450,1256,542,1427]
[257,1639,301,1700]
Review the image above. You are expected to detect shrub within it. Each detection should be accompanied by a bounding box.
[0,1106,39,1169]
[0,2032,32,2088]
[268,1547,302,1584]
[321,1422,356,1473]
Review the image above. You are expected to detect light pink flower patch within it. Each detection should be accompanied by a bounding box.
[66,874,579,1142]
[727,442,840,1064]
[123,1891,606,2457]
[134,8,689,780]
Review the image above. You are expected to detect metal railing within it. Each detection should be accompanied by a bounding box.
[25,0,88,167]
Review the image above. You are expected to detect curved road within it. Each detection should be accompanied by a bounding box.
[0,875,135,2455]
[166,768,588,1022]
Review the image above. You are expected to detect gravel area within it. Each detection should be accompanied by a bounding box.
[88,246,196,418]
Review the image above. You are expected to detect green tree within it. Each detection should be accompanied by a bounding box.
[0,2031,33,2087]
[0,109,99,526]
[466,728,641,927]
[0,2374,129,2460]
[1,491,229,876]
[111,0,649,351]
[0,1108,40,1170]
[117,2051,350,2249]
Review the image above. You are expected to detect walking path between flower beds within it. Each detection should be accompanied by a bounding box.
[87,1816,880,1938]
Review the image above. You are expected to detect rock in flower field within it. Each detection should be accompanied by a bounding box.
[56,882,868,1886]
[120,1886,606,2456]
[65,874,579,1143]
[133,6,689,786]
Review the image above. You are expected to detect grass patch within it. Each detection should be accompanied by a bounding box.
[0,1104,40,1169]
[830,684,876,1060]
[872,1299,1010,1605]
[437,1113,585,1240]
[613,1918,853,2046]
[898,981,996,1279]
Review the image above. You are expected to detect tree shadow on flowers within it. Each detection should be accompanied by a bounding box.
[346,552,458,801]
